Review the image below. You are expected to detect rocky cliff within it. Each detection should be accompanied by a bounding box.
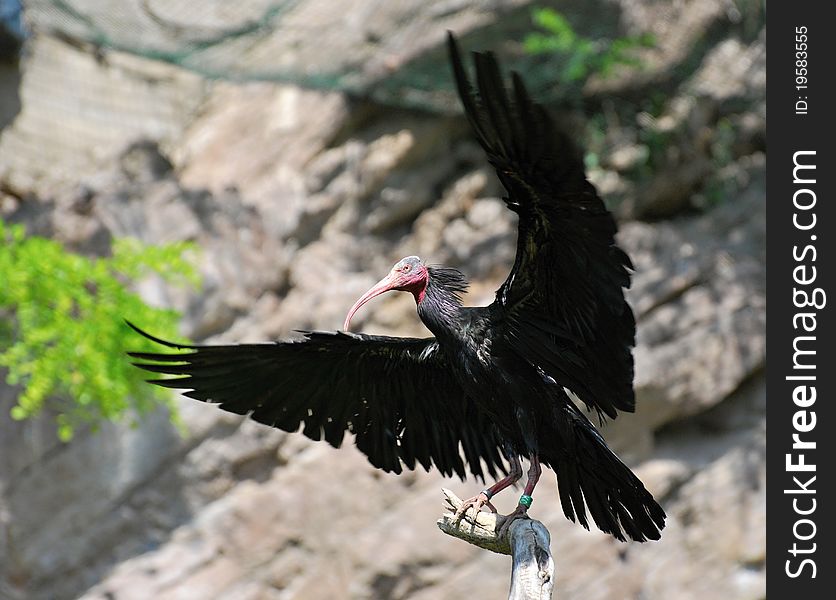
[1,1,765,598]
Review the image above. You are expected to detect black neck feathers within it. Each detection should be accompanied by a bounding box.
[417,266,469,340]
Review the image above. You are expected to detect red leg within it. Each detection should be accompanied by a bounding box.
[521,454,542,496]
[454,455,523,521]
[498,455,541,537]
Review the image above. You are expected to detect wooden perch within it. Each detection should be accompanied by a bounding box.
[437,488,555,599]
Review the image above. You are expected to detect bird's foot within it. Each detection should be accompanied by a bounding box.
[453,490,497,523]
[497,498,532,538]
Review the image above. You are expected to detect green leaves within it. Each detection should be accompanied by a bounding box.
[523,7,655,83]
[0,219,199,441]
[524,9,577,54]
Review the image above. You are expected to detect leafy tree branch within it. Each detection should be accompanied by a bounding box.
[0,218,199,440]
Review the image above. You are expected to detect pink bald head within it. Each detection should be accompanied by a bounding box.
[343,256,429,331]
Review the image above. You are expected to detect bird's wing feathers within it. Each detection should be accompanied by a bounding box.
[448,34,635,419]
[128,322,507,481]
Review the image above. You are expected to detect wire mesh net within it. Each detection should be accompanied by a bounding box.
[21,0,602,110]
[3,0,643,192]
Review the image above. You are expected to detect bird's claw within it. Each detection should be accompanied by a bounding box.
[497,504,530,538]
[453,492,497,523]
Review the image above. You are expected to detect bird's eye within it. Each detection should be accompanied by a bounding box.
[402,264,411,272]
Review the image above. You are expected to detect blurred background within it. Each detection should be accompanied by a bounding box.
[0,1,765,599]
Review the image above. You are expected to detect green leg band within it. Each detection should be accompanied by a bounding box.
[519,494,533,508]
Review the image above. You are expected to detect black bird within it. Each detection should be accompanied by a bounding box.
[129,33,665,542]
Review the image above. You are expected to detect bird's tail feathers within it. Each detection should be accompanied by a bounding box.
[545,405,666,542]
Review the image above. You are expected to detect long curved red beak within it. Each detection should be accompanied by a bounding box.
[343,273,399,331]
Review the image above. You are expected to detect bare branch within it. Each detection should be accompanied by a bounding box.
[508,519,554,600]
[437,489,555,599]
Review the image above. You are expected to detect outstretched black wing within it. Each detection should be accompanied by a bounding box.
[128,322,507,480]
[448,34,635,420]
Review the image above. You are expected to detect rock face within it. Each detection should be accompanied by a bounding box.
[1,2,764,599]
